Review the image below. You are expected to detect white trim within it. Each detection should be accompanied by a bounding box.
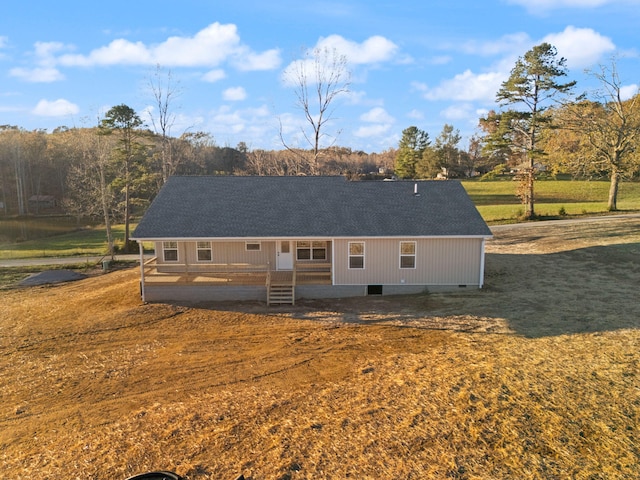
[479,238,486,289]
[162,241,179,262]
[196,241,213,262]
[348,241,365,269]
[245,241,261,251]
[138,242,146,302]
[399,241,417,269]
[132,234,492,242]
[331,238,335,285]
[295,240,327,261]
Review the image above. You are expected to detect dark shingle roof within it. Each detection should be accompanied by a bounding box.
[132,176,492,239]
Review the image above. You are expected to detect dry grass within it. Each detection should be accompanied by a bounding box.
[1,216,639,479]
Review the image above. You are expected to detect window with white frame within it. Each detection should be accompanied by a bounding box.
[348,241,365,269]
[297,241,327,260]
[400,241,416,269]
[245,242,261,251]
[163,241,178,262]
[196,241,212,261]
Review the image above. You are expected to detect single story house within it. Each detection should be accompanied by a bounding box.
[131,176,492,304]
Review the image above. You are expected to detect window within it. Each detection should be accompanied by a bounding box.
[245,242,261,251]
[196,241,212,261]
[349,242,365,269]
[163,241,178,262]
[400,241,416,269]
[296,241,327,261]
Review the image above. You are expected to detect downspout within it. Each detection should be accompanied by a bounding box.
[331,239,335,285]
[183,242,189,280]
[138,241,146,302]
[478,238,487,289]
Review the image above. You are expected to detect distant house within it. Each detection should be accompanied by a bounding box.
[28,195,58,212]
[131,176,492,304]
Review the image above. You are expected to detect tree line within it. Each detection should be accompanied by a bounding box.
[0,112,395,252]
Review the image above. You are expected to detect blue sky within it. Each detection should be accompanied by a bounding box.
[1,0,639,152]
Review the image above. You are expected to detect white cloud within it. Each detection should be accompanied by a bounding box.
[56,22,281,71]
[354,107,395,139]
[34,41,69,64]
[543,26,615,68]
[360,107,394,123]
[10,41,70,82]
[430,55,453,65]
[441,103,475,121]
[507,0,637,12]
[10,67,64,83]
[619,83,639,100]
[203,104,273,144]
[223,86,247,101]
[353,123,392,138]
[315,34,399,64]
[422,69,505,102]
[202,69,226,82]
[459,33,531,56]
[411,81,429,93]
[32,99,79,116]
[281,34,398,88]
[232,48,281,71]
[407,109,424,120]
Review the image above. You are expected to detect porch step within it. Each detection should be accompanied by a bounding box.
[268,284,295,305]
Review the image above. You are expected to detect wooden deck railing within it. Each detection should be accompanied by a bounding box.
[143,258,331,286]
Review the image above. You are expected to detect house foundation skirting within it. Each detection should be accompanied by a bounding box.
[141,283,479,304]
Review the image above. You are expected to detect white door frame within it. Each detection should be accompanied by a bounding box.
[276,240,294,270]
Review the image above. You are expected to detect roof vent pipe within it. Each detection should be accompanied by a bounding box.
[414,183,420,196]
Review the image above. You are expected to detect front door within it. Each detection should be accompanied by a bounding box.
[276,240,293,270]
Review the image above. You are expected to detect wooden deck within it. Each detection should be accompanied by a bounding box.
[142,259,331,287]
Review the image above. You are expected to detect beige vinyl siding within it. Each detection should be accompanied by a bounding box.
[334,238,483,286]
[155,240,274,268]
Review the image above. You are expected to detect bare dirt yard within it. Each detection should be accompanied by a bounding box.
[1,216,639,479]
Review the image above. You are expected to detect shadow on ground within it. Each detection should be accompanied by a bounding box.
[192,242,640,339]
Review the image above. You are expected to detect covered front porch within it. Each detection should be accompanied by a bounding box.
[138,256,332,304]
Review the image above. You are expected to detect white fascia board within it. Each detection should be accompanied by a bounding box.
[132,234,492,241]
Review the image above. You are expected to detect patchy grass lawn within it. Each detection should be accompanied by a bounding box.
[1,216,639,479]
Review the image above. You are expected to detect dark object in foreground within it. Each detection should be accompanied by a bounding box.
[124,472,244,480]
[125,472,182,480]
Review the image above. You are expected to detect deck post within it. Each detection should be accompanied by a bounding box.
[138,241,146,302]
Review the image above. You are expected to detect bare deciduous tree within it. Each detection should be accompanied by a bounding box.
[148,65,182,182]
[280,46,351,174]
[559,60,640,210]
[64,125,117,257]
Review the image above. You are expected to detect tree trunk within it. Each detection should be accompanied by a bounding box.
[14,152,26,216]
[99,162,114,259]
[125,178,131,252]
[524,167,535,219]
[608,169,620,211]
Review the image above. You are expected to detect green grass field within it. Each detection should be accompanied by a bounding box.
[462,178,640,222]
[0,223,129,260]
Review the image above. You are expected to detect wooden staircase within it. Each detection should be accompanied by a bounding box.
[267,270,295,305]
[267,283,295,305]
